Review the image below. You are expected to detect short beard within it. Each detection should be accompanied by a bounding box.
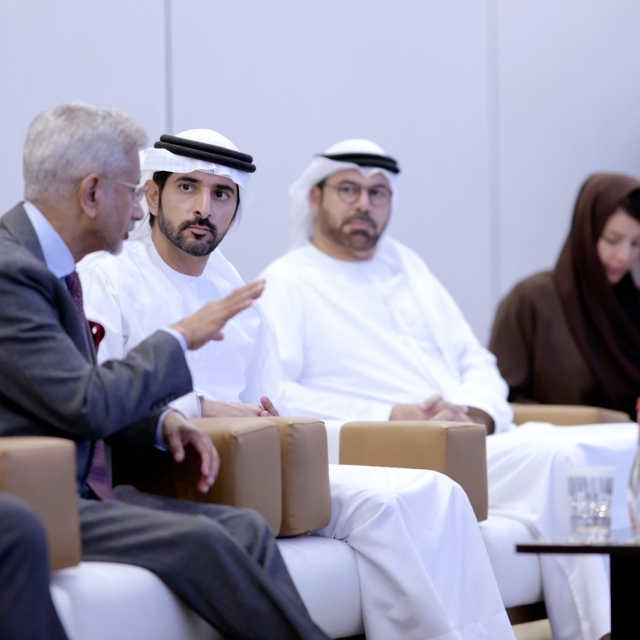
[156,204,220,257]
[320,208,383,253]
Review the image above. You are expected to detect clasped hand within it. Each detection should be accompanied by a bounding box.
[390,394,470,422]
[390,394,494,432]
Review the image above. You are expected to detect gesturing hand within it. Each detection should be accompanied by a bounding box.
[259,396,280,417]
[162,411,220,493]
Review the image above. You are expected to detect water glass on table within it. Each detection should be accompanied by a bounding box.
[567,465,616,542]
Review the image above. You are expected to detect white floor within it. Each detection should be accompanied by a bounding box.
[513,619,553,640]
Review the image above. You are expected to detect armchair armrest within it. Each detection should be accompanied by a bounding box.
[0,436,81,570]
[511,403,631,426]
[112,415,332,538]
[112,417,283,534]
[269,417,331,537]
[339,421,488,521]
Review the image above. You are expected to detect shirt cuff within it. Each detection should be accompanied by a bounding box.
[159,326,187,352]
[169,392,202,420]
[155,408,182,451]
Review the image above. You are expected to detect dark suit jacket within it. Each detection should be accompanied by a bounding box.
[0,204,193,494]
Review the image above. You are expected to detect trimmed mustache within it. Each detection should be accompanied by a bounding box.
[179,217,217,237]
[342,212,376,231]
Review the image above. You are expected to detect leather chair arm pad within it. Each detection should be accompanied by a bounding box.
[339,421,488,521]
[112,417,283,535]
[0,436,81,569]
[269,417,331,537]
[511,403,631,426]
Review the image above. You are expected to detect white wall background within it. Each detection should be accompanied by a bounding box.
[2,0,640,344]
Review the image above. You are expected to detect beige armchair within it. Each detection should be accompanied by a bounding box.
[511,403,630,426]
[340,420,488,521]
[0,436,80,570]
[112,416,332,537]
[0,416,332,571]
[3,404,625,631]
[0,420,349,639]
[334,403,630,626]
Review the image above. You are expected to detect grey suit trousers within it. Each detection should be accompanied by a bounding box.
[0,495,69,640]
[80,487,328,640]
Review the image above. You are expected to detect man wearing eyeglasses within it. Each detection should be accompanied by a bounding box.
[0,102,331,640]
[259,138,512,433]
[258,139,614,640]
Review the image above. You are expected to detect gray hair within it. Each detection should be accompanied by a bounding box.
[23,101,148,202]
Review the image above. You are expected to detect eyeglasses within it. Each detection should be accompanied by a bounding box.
[321,181,392,207]
[104,177,148,203]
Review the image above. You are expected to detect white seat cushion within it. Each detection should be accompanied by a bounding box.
[50,537,362,640]
[279,536,363,638]
[52,561,219,640]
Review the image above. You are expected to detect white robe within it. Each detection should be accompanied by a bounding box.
[79,239,286,417]
[78,236,515,640]
[258,240,513,432]
[259,239,618,640]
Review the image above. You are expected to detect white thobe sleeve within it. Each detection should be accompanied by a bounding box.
[168,392,202,419]
[80,261,202,420]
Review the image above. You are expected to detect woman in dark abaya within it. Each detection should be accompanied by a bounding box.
[489,172,640,418]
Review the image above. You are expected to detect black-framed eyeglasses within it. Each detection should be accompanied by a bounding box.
[321,180,392,207]
[104,177,148,203]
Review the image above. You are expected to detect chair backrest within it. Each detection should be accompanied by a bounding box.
[511,403,631,426]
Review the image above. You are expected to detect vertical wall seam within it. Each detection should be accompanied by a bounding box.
[487,0,501,324]
[164,0,173,133]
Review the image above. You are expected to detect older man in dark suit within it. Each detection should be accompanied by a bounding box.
[0,101,329,640]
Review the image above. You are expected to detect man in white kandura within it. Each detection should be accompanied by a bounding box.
[258,138,616,640]
[78,129,515,640]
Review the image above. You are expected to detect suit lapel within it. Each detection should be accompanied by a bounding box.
[1,203,97,362]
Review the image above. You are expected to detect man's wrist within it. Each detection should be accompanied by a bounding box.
[160,326,187,352]
[156,408,181,450]
[466,407,495,434]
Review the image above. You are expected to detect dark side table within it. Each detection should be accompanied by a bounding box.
[517,528,640,637]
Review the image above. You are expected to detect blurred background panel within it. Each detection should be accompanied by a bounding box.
[2,0,640,343]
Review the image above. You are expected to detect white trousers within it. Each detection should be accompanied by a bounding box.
[318,464,515,640]
[487,421,637,640]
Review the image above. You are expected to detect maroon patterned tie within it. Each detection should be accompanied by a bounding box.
[87,439,117,501]
[65,270,117,501]
[64,271,86,332]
